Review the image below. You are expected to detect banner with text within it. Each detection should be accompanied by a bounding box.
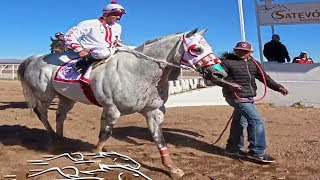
[258,2,320,25]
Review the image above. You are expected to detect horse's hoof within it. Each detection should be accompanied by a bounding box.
[170,168,185,179]
[102,146,108,152]
[95,145,108,153]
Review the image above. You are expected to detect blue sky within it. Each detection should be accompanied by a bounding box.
[0,0,319,62]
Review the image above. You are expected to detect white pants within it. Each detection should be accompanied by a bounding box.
[89,47,115,60]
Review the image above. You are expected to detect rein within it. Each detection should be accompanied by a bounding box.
[119,35,196,71]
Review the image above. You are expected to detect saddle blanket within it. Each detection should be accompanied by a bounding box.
[53,58,92,84]
[52,58,101,106]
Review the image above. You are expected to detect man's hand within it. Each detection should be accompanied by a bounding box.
[114,40,124,47]
[279,87,289,95]
[78,50,89,58]
[230,83,242,90]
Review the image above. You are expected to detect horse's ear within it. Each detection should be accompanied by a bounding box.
[197,28,208,36]
[185,28,198,38]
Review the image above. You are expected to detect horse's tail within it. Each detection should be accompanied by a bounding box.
[17,58,37,109]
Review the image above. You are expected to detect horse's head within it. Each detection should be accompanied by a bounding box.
[50,39,68,53]
[178,28,227,80]
[134,28,227,82]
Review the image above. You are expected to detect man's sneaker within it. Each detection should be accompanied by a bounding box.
[224,149,247,157]
[248,154,276,163]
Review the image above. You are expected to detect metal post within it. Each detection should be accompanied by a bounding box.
[271,25,275,35]
[12,65,15,79]
[238,0,246,41]
[255,0,264,63]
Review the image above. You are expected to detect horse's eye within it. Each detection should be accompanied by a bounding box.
[192,47,204,54]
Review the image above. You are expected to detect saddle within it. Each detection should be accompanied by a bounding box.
[75,48,122,73]
[75,55,109,74]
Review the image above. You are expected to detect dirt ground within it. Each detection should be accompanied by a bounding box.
[0,79,319,180]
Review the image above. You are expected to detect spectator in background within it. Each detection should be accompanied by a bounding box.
[292,51,314,64]
[50,32,70,53]
[263,34,290,63]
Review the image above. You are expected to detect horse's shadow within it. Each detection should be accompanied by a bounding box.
[0,101,28,110]
[0,101,58,110]
[0,125,95,153]
[113,126,264,165]
[112,126,226,156]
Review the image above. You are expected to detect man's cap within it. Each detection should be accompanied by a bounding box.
[103,1,126,14]
[300,51,307,54]
[55,32,64,37]
[233,41,253,52]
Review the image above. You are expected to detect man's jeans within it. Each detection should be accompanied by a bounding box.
[225,97,266,156]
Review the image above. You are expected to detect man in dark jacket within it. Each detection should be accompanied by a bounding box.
[263,34,290,63]
[220,41,288,163]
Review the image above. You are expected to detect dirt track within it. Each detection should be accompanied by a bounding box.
[0,79,319,179]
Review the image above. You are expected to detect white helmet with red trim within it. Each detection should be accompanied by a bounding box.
[102,1,126,15]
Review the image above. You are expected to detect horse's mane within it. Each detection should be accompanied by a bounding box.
[135,32,182,52]
[144,32,182,45]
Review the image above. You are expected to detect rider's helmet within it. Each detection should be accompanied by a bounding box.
[102,1,126,15]
[55,32,64,38]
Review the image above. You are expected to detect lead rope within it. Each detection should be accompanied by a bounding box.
[213,59,268,145]
[233,59,267,102]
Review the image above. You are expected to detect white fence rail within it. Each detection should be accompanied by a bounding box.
[0,64,20,79]
[169,77,206,95]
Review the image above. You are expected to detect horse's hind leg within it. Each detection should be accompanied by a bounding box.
[142,107,185,178]
[33,99,55,135]
[96,105,121,152]
[56,96,75,137]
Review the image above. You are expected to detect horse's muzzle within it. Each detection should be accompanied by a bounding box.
[200,64,227,80]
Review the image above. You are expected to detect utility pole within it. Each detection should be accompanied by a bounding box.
[238,0,246,41]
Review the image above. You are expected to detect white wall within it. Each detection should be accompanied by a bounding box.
[167,63,320,108]
[257,63,320,107]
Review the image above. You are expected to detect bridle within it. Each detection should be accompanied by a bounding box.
[180,34,221,70]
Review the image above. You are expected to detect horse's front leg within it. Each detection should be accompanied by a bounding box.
[142,107,185,179]
[96,105,121,152]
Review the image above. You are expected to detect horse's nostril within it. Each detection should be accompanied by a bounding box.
[213,73,225,79]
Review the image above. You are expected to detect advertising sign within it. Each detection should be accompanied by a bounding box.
[258,2,320,25]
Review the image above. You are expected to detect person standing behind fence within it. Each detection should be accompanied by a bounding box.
[292,51,314,64]
[263,34,290,63]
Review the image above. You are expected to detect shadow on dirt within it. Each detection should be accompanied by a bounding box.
[0,125,95,153]
[0,101,28,110]
[113,126,272,165]
[112,126,226,156]
[0,100,58,110]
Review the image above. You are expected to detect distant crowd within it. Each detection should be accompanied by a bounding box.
[263,34,314,64]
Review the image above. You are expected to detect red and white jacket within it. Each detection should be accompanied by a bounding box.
[65,17,122,52]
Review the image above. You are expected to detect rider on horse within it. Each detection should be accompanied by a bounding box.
[50,32,70,53]
[64,0,126,73]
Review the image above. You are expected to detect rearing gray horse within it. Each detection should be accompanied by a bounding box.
[18,28,227,178]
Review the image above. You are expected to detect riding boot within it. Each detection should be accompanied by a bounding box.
[75,55,97,74]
